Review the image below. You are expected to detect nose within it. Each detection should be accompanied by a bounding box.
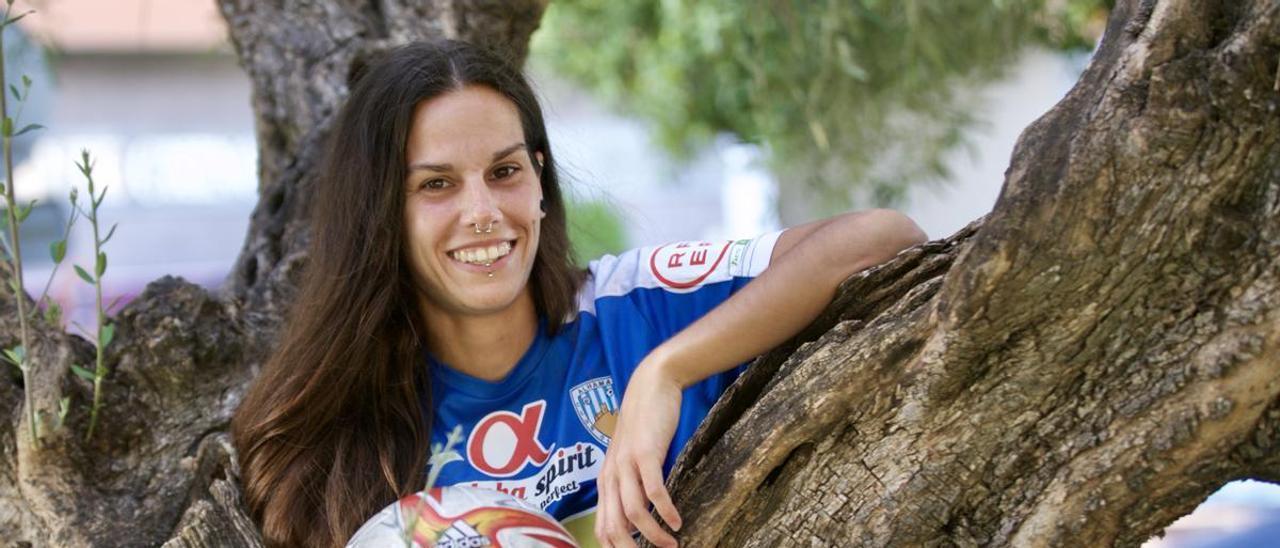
[459,177,502,230]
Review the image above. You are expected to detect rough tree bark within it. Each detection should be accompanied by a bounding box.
[663,1,1280,545]
[0,1,547,546]
[1,0,1276,546]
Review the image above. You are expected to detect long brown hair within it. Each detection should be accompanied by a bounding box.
[231,41,582,547]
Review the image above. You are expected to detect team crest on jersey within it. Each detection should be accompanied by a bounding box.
[570,377,619,446]
[649,240,732,289]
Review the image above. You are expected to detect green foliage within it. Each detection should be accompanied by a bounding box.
[73,264,93,284]
[533,0,1111,213]
[2,344,23,369]
[72,150,115,442]
[566,199,628,265]
[0,0,106,445]
[1036,0,1115,50]
[0,0,49,443]
[69,363,95,382]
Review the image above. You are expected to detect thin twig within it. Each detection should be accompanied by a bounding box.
[33,204,77,318]
[0,0,39,445]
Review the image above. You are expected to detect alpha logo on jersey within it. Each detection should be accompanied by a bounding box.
[466,442,604,512]
[649,240,732,289]
[467,401,554,477]
[570,376,618,446]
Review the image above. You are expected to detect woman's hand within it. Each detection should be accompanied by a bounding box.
[594,356,684,548]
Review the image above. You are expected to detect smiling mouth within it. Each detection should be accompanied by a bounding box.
[448,239,516,265]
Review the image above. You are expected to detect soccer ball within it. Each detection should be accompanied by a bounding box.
[346,485,579,548]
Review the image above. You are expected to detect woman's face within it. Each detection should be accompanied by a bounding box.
[402,85,545,318]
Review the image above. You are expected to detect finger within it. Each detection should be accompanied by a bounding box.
[619,462,677,548]
[595,467,615,547]
[638,458,682,532]
[600,474,636,548]
[608,488,639,548]
[601,471,637,548]
[616,531,639,548]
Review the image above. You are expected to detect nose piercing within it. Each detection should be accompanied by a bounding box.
[474,221,494,234]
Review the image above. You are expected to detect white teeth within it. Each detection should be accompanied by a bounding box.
[451,241,513,265]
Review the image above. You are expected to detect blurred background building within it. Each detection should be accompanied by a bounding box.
[12,0,253,325]
[4,1,1277,546]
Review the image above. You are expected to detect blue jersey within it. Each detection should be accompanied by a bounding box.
[427,231,781,544]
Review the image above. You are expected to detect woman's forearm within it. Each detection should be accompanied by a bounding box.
[647,209,927,388]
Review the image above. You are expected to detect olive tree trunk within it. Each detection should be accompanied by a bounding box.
[0,1,547,546]
[2,0,1278,546]
[664,1,1280,545]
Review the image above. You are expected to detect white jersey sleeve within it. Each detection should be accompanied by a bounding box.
[574,230,783,339]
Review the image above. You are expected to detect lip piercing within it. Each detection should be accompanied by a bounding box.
[474,221,494,234]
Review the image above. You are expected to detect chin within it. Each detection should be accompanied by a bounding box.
[456,286,525,314]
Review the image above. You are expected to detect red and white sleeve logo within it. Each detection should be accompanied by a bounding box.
[648,240,731,289]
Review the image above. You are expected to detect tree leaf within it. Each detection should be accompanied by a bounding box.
[4,10,31,26]
[2,345,23,367]
[95,252,107,277]
[105,294,126,314]
[2,9,33,27]
[16,199,36,222]
[101,223,118,245]
[14,123,44,137]
[70,363,96,382]
[49,239,66,263]
[20,74,30,88]
[74,264,94,284]
[100,323,115,348]
[8,84,17,101]
[43,302,61,327]
[58,396,70,424]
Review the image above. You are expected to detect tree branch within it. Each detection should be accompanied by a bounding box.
[664,0,1280,545]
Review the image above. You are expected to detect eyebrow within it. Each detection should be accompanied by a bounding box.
[408,142,527,172]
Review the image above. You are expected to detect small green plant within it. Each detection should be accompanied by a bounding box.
[68,151,116,442]
[0,0,114,444]
[402,425,464,548]
[35,186,78,330]
[0,0,49,445]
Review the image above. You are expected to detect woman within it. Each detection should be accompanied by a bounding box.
[232,40,926,548]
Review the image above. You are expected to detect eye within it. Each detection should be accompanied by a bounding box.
[492,165,520,180]
[420,178,451,191]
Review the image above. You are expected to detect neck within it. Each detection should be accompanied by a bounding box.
[419,290,539,382]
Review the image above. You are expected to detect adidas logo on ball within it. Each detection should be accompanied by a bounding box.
[436,519,490,548]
